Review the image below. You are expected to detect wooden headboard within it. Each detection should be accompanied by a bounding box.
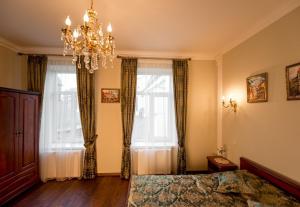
[240,157,300,200]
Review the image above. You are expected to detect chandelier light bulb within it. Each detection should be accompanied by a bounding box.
[73,29,79,39]
[98,29,103,36]
[107,23,112,33]
[65,16,71,26]
[83,11,89,23]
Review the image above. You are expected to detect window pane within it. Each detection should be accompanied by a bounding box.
[153,96,168,138]
[40,60,84,151]
[132,60,177,147]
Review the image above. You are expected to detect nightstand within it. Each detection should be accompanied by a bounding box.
[207,156,238,172]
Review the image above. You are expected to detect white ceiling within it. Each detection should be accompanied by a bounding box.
[0,0,299,58]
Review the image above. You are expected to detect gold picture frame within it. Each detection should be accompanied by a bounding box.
[286,63,300,100]
[247,73,268,103]
[101,88,120,103]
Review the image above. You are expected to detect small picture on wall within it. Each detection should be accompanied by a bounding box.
[101,88,120,103]
[286,63,300,100]
[247,73,268,103]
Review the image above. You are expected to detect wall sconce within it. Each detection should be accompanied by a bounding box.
[222,96,237,112]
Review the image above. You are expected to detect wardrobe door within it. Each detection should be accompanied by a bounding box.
[0,91,19,203]
[18,94,39,176]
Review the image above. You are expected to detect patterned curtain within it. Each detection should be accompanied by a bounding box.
[120,58,137,179]
[76,58,97,179]
[27,55,48,96]
[172,59,188,174]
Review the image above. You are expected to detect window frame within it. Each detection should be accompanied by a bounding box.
[132,62,177,148]
[41,60,84,151]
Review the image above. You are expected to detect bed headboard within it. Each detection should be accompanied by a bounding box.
[240,157,300,200]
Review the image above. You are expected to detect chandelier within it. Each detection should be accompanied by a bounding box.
[61,0,116,73]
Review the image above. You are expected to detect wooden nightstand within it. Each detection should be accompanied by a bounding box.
[207,156,238,172]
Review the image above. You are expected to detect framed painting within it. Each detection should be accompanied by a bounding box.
[247,73,268,103]
[286,63,300,100]
[101,88,120,103]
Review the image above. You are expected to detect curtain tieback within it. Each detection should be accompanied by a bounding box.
[123,145,131,149]
[178,142,185,147]
[178,146,185,151]
[84,134,98,148]
[123,145,131,153]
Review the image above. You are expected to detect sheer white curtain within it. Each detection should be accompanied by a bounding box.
[131,59,177,175]
[39,57,84,182]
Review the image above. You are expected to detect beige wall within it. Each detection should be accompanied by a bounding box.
[222,7,300,182]
[95,60,123,173]
[95,59,217,173]
[0,46,27,90]
[186,60,217,170]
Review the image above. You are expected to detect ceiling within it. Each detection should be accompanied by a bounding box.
[0,0,299,58]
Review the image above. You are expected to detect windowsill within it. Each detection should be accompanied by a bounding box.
[45,147,85,152]
[131,144,177,150]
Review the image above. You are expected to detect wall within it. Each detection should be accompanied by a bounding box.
[95,59,217,173]
[95,60,123,173]
[222,7,300,182]
[0,46,27,90]
[186,60,217,170]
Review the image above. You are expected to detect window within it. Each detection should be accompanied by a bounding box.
[132,60,177,147]
[40,58,84,151]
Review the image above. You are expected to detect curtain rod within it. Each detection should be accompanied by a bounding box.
[17,53,72,57]
[18,53,191,61]
[117,55,191,61]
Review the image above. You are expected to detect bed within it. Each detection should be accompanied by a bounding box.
[127,157,300,207]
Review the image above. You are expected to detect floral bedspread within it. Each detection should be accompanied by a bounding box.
[128,171,300,207]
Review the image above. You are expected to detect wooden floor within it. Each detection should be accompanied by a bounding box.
[6,177,129,207]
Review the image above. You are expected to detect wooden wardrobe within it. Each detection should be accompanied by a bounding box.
[0,87,40,205]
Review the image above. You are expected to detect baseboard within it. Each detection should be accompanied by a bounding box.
[97,171,208,176]
[97,173,121,177]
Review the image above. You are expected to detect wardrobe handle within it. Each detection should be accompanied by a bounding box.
[15,130,23,135]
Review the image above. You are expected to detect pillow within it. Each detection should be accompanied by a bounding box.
[237,170,264,190]
[215,171,255,194]
[247,200,274,207]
